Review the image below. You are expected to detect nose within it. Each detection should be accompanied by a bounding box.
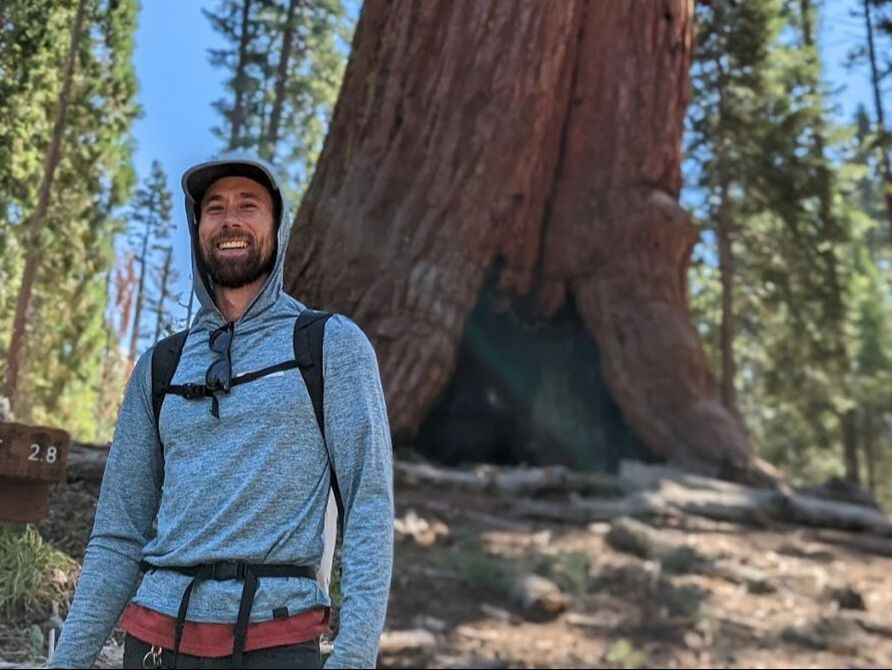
[220,209,244,228]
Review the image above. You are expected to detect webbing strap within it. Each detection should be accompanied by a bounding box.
[164,360,302,417]
[139,561,315,667]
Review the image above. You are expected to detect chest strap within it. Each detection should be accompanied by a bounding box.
[165,359,302,418]
[139,560,316,667]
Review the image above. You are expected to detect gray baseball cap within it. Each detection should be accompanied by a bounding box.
[182,156,281,224]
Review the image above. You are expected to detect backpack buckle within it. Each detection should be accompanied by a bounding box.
[180,383,207,400]
[211,561,245,580]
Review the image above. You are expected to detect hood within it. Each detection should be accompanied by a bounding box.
[181,151,294,329]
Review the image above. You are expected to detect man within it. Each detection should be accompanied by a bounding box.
[49,153,394,669]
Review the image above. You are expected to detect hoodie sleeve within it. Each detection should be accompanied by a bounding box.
[49,350,163,669]
[321,315,394,669]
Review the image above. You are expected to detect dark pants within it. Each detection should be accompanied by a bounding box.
[123,633,323,669]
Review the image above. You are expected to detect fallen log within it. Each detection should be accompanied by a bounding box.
[414,497,535,532]
[63,449,892,536]
[621,461,892,536]
[65,441,110,482]
[510,490,666,524]
[395,461,624,497]
[656,480,775,527]
[511,573,570,620]
[812,529,892,557]
[771,492,892,535]
[378,629,438,654]
[700,560,777,594]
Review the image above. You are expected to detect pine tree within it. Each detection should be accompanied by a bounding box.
[846,103,892,498]
[150,245,179,345]
[205,0,350,196]
[269,0,350,196]
[2,0,88,410]
[687,0,779,418]
[263,0,301,160]
[0,0,139,436]
[94,252,137,441]
[852,0,892,236]
[685,0,886,486]
[797,0,859,482]
[126,160,173,364]
[29,0,138,434]
[205,0,259,149]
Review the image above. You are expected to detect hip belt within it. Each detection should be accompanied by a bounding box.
[139,560,316,668]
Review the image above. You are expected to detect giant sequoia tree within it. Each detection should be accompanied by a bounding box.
[285,0,757,477]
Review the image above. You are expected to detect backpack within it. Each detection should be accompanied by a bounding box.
[148,308,342,591]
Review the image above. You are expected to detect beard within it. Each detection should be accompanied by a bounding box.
[201,231,276,288]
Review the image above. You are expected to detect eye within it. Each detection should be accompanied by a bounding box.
[206,205,223,214]
[241,201,257,210]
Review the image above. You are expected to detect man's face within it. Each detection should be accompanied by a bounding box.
[198,176,277,289]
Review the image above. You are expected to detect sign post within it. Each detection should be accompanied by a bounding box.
[0,422,70,523]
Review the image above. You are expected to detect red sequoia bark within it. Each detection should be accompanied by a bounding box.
[538,0,750,471]
[285,0,754,476]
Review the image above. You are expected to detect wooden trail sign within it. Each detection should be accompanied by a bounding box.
[0,421,70,523]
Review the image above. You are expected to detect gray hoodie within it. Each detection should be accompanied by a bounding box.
[49,153,394,668]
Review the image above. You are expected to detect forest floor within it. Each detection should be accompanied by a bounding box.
[3,460,892,669]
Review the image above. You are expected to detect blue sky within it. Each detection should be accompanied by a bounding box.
[821,0,877,121]
[128,0,878,334]
[130,0,228,326]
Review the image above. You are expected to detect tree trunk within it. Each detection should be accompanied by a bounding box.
[800,0,860,485]
[285,0,754,477]
[717,183,737,414]
[229,0,253,149]
[863,406,876,493]
[713,6,739,417]
[842,408,860,484]
[128,217,152,366]
[186,287,195,329]
[153,246,173,345]
[2,0,87,412]
[263,0,302,160]
[863,0,892,237]
[95,268,114,442]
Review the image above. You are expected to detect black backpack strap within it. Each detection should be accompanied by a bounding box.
[150,329,190,437]
[293,309,343,519]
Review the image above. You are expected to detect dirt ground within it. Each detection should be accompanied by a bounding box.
[3,474,892,669]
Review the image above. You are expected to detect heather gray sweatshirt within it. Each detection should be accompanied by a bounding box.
[50,153,394,669]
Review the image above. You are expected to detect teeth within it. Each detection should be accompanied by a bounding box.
[218,240,248,250]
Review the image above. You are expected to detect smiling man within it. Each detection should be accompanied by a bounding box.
[49,154,395,669]
[198,175,277,315]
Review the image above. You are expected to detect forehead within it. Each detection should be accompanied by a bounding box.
[202,176,272,206]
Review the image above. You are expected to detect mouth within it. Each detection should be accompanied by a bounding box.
[215,238,251,252]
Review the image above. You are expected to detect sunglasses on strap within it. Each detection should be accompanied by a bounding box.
[206,322,234,393]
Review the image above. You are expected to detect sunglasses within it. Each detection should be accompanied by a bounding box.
[206,322,234,394]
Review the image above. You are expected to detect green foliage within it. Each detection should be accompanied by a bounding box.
[605,639,648,670]
[530,550,593,597]
[437,534,518,596]
[0,525,79,620]
[439,535,597,601]
[128,159,175,355]
[867,0,892,69]
[686,0,892,500]
[0,0,139,441]
[205,0,352,198]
